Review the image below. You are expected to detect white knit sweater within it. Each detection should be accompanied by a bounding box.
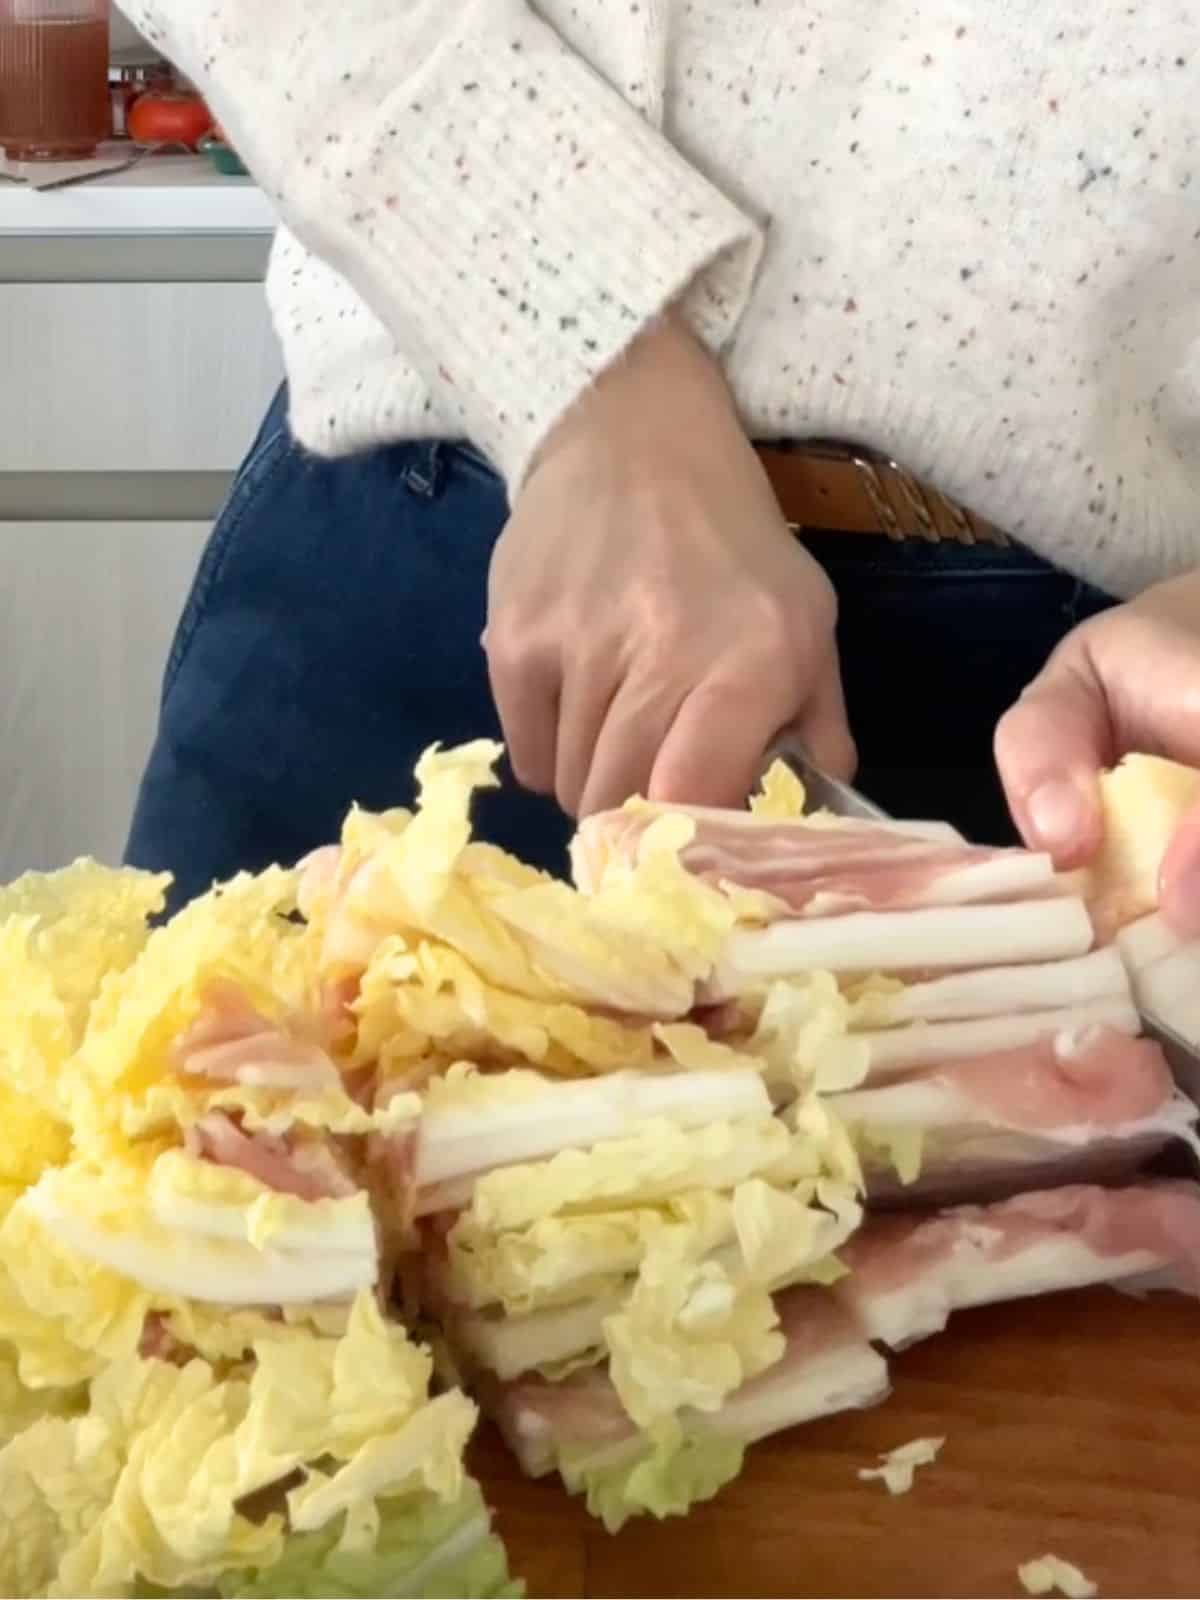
[130,0,1200,596]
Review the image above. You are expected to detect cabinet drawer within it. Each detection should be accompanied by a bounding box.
[0,519,210,878]
[0,282,282,473]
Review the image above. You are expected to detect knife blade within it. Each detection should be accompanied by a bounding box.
[758,735,890,822]
[757,739,1200,1105]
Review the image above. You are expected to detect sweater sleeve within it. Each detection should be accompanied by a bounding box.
[126,0,764,486]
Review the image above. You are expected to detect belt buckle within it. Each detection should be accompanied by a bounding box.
[849,451,909,541]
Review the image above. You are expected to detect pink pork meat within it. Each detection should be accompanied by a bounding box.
[171,979,343,1093]
[832,1026,1199,1206]
[834,1180,1200,1349]
[185,1110,360,1202]
[572,806,1057,916]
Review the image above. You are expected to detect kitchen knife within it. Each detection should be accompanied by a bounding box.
[757,738,1200,1106]
[758,735,889,823]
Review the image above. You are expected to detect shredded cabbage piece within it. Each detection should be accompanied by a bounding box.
[0,859,169,1040]
[1018,1554,1099,1598]
[746,976,870,1096]
[603,1246,782,1429]
[65,867,318,1153]
[857,1435,944,1494]
[0,1293,493,1600]
[560,1424,745,1533]
[354,936,661,1079]
[850,1124,926,1187]
[212,1479,520,1598]
[748,760,808,820]
[446,1190,738,1316]
[467,1117,795,1235]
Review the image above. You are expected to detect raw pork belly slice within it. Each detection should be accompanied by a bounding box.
[484,1286,889,1479]
[171,978,343,1092]
[572,807,1054,915]
[184,1111,360,1202]
[833,1027,1199,1205]
[835,1181,1200,1349]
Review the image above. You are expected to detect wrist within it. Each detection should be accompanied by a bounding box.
[528,307,736,481]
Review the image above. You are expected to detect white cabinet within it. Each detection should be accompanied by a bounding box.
[0,282,281,473]
[0,519,210,878]
[0,258,279,877]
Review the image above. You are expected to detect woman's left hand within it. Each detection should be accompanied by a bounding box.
[994,569,1200,935]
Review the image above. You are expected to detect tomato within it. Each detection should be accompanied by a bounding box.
[127,90,214,151]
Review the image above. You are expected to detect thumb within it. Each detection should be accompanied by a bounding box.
[993,654,1111,867]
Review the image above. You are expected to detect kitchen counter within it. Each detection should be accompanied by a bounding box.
[0,149,275,237]
[0,150,276,281]
[488,1287,1200,1598]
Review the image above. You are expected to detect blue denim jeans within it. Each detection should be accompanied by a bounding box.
[126,386,1116,909]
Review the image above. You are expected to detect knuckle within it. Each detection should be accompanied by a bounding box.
[746,590,796,650]
[484,620,540,682]
[630,607,689,677]
[627,570,684,637]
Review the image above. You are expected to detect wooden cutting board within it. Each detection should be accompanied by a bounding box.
[475,1288,1200,1598]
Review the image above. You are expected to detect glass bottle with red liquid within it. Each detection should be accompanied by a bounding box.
[0,0,110,161]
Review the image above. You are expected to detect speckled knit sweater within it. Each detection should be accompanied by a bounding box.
[130,1,1200,595]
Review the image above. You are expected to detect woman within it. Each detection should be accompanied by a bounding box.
[124,1,1200,931]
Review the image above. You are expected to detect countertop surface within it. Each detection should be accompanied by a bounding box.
[482,1287,1200,1599]
[0,150,275,236]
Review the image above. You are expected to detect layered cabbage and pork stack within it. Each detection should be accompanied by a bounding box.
[1,743,1198,1592]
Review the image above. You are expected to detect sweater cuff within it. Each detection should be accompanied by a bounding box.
[287,13,763,487]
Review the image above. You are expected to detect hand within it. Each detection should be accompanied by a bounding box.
[994,570,1200,933]
[483,314,854,817]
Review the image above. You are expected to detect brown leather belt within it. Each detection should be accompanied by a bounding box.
[755,441,1008,546]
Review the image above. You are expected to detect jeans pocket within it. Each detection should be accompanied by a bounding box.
[160,420,295,706]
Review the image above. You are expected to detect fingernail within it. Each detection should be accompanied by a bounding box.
[1027,778,1086,853]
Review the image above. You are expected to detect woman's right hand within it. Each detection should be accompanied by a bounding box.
[483,313,855,818]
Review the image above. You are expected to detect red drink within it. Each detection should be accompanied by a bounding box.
[0,11,110,161]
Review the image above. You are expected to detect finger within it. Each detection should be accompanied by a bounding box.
[555,658,620,815]
[794,655,857,780]
[482,626,559,795]
[648,676,794,809]
[578,675,685,817]
[1158,800,1200,937]
[993,654,1111,867]
[1094,608,1200,768]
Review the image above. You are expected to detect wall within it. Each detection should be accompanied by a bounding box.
[111,7,149,52]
